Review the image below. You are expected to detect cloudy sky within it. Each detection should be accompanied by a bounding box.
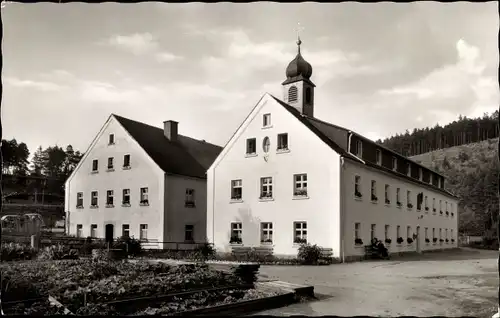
[2,2,498,156]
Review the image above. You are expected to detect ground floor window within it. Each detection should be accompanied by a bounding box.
[260,222,273,244]
[384,225,389,240]
[185,225,194,241]
[122,224,129,237]
[293,221,307,244]
[370,224,376,241]
[230,223,242,244]
[424,227,428,240]
[76,224,83,238]
[90,224,97,238]
[140,224,148,240]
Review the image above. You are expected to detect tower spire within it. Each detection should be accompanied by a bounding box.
[295,22,304,54]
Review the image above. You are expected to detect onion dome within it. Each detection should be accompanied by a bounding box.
[285,38,313,80]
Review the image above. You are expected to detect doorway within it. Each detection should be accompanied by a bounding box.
[416,226,421,253]
[105,224,114,244]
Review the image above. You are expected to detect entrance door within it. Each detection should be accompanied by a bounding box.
[105,224,114,244]
[416,226,421,253]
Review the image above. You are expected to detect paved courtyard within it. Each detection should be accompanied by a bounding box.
[254,248,499,317]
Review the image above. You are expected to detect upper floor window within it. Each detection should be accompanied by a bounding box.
[277,133,289,151]
[354,175,362,198]
[107,157,114,170]
[231,180,242,200]
[384,185,390,204]
[76,192,83,208]
[424,195,428,211]
[396,188,401,205]
[407,190,412,208]
[91,191,98,207]
[109,134,115,145]
[355,140,363,157]
[293,174,308,197]
[122,189,130,205]
[262,137,271,153]
[92,159,98,172]
[375,149,382,165]
[246,138,256,155]
[263,113,271,127]
[123,154,131,168]
[433,198,436,212]
[260,177,273,199]
[106,190,114,206]
[371,180,377,202]
[288,86,298,103]
[185,188,195,207]
[140,187,149,205]
[305,87,312,104]
[392,157,398,171]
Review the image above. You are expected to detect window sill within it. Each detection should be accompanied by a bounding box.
[262,125,273,130]
[108,142,115,146]
[354,196,362,201]
[76,206,84,209]
[91,171,99,174]
[371,200,378,204]
[185,202,196,208]
[354,244,364,248]
[90,205,99,209]
[259,197,274,202]
[122,166,131,170]
[293,243,308,247]
[396,204,402,209]
[122,203,131,207]
[230,243,243,246]
[230,199,243,204]
[293,195,309,200]
[105,204,114,208]
[407,208,413,211]
[276,148,290,154]
[245,153,257,158]
[260,242,274,246]
[106,168,115,172]
[139,203,150,206]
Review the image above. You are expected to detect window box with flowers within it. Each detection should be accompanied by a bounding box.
[140,200,149,206]
[105,204,114,208]
[445,211,449,216]
[76,205,84,209]
[407,237,413,244]
[230,236,242,245]
[294,238,307,245]
[433,238,438,244]
[439,239,444,243]
[371,194,378,203]
[425,238,430,244]
[439,210,443,215]
[354,238,363,246]
[396,237,404,245]
[433,208,436,213]
[451,239,455,243]
[396,202,402,208]
[407,203,413,209]
[425,207,429,212]
[355,191,362,200]
[122,202,131,207]
[451,212,454,217]
[445,239,449,243]
[293,189,308,198]
[385,199,391,205]
[261,238,273,245]
[385,238,392,245]
[90,205,98,209]
[259,193,274,201]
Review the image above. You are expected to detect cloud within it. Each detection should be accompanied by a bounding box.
[155,52,184,63]
[4,77,67,92]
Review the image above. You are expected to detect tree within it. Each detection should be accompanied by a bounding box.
[1,139,30,175]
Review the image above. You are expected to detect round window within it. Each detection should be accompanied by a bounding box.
[262,137,270,153]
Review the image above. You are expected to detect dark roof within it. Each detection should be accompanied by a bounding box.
[270,95,458,199]
[113,114,222,179]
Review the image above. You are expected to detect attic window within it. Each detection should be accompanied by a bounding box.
[109,134,115,145]
[263,114,271,127]
[419,168,423,181]
[392,157,397,171]
[355,140,363,157]
[375,149,382,165]
[407,163,411,176]
[288,86,298,103]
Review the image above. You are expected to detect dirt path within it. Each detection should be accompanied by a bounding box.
[253,248,499,317]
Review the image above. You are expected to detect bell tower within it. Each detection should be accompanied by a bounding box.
[282,27,315,117]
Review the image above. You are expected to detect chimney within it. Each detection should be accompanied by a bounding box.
[163,120,178,141]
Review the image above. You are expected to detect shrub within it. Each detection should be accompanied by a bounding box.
[112,236,142,256]
[1,243,38,262]
[297,243,322,265]
[194,243,216,259]
[397,237,404,244]
[458,151,469,162]
[355,238,363,245]
[385,238,392,244]
[407,237,413,244]
[38,244,79,260]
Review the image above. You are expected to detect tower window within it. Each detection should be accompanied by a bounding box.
[305,87,312,103]
[288,86,298,103]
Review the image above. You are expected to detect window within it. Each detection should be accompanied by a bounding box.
[451,229,454,239]
[416,192,423,210]
[419,168,423,181]
[106,190,114,206]
[294,221,307,243]
[355,223,361,239]
[384,185,390,204]
[305,87,312,103]
[354,176,362,198]
[92,159,98,172]
[433,198,436,212]
[288,86,298,102]
[76,224,83,238]
[432,228,436,240]
[263,114,271,127]
[376,149,382,165]
[140,187,149,205]
[425,227,428,240]
[109,134,115,145]
[392,157,398,171]
[91,224,97,238]
[355,140,363,157]
[231,180,242,200]
[122,224,130,237]
[445,201,448,212]
[430,173,433,184]
[140,224,148,240]
[185,225,194,241]
[371,180,377,201]
[397,225,401,239]
[277,133,288,150]
[260,177,273,199]
[439,228,442,240]
[438,177,442,188]
[260,222,273,243]
[384,225,390,240]
[293,174,308,196]
[262,137,270,153]
[230,223,242,243]
[439,200,442,212]
[407,163,411,176]
[396,188,401,205]
[107,157,114,169]
[185,189,195,207]
[246,138,256,155]
[122,189,130,205]
[76,192,83,208]
[407,226,411,239]
[371,224,376,240]
[91,191,98,207]
[445,229,448,240]
[123,154,130,168]
[407,190,412,208]
[424,196,428,210]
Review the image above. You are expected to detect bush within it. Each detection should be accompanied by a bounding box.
[112,236,142,256]
[297,243,322,265]
[1,243,38,262]
[194,243,216,259]
[38,244,79,260]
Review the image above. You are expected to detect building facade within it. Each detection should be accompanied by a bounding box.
[65,114,221,248]
[207,38,459,261]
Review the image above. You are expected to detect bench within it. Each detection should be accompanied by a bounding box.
[320,248,333,258]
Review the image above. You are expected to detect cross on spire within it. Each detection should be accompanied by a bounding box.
[295,22,305,53]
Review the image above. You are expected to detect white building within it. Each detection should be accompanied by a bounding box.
[206,38,459,261]
[65,114,222,248]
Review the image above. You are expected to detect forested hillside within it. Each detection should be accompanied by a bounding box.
[411,138,499,237]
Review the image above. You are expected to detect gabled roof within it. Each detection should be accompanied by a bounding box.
[270,96,458,199]
[113,114,222,179]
